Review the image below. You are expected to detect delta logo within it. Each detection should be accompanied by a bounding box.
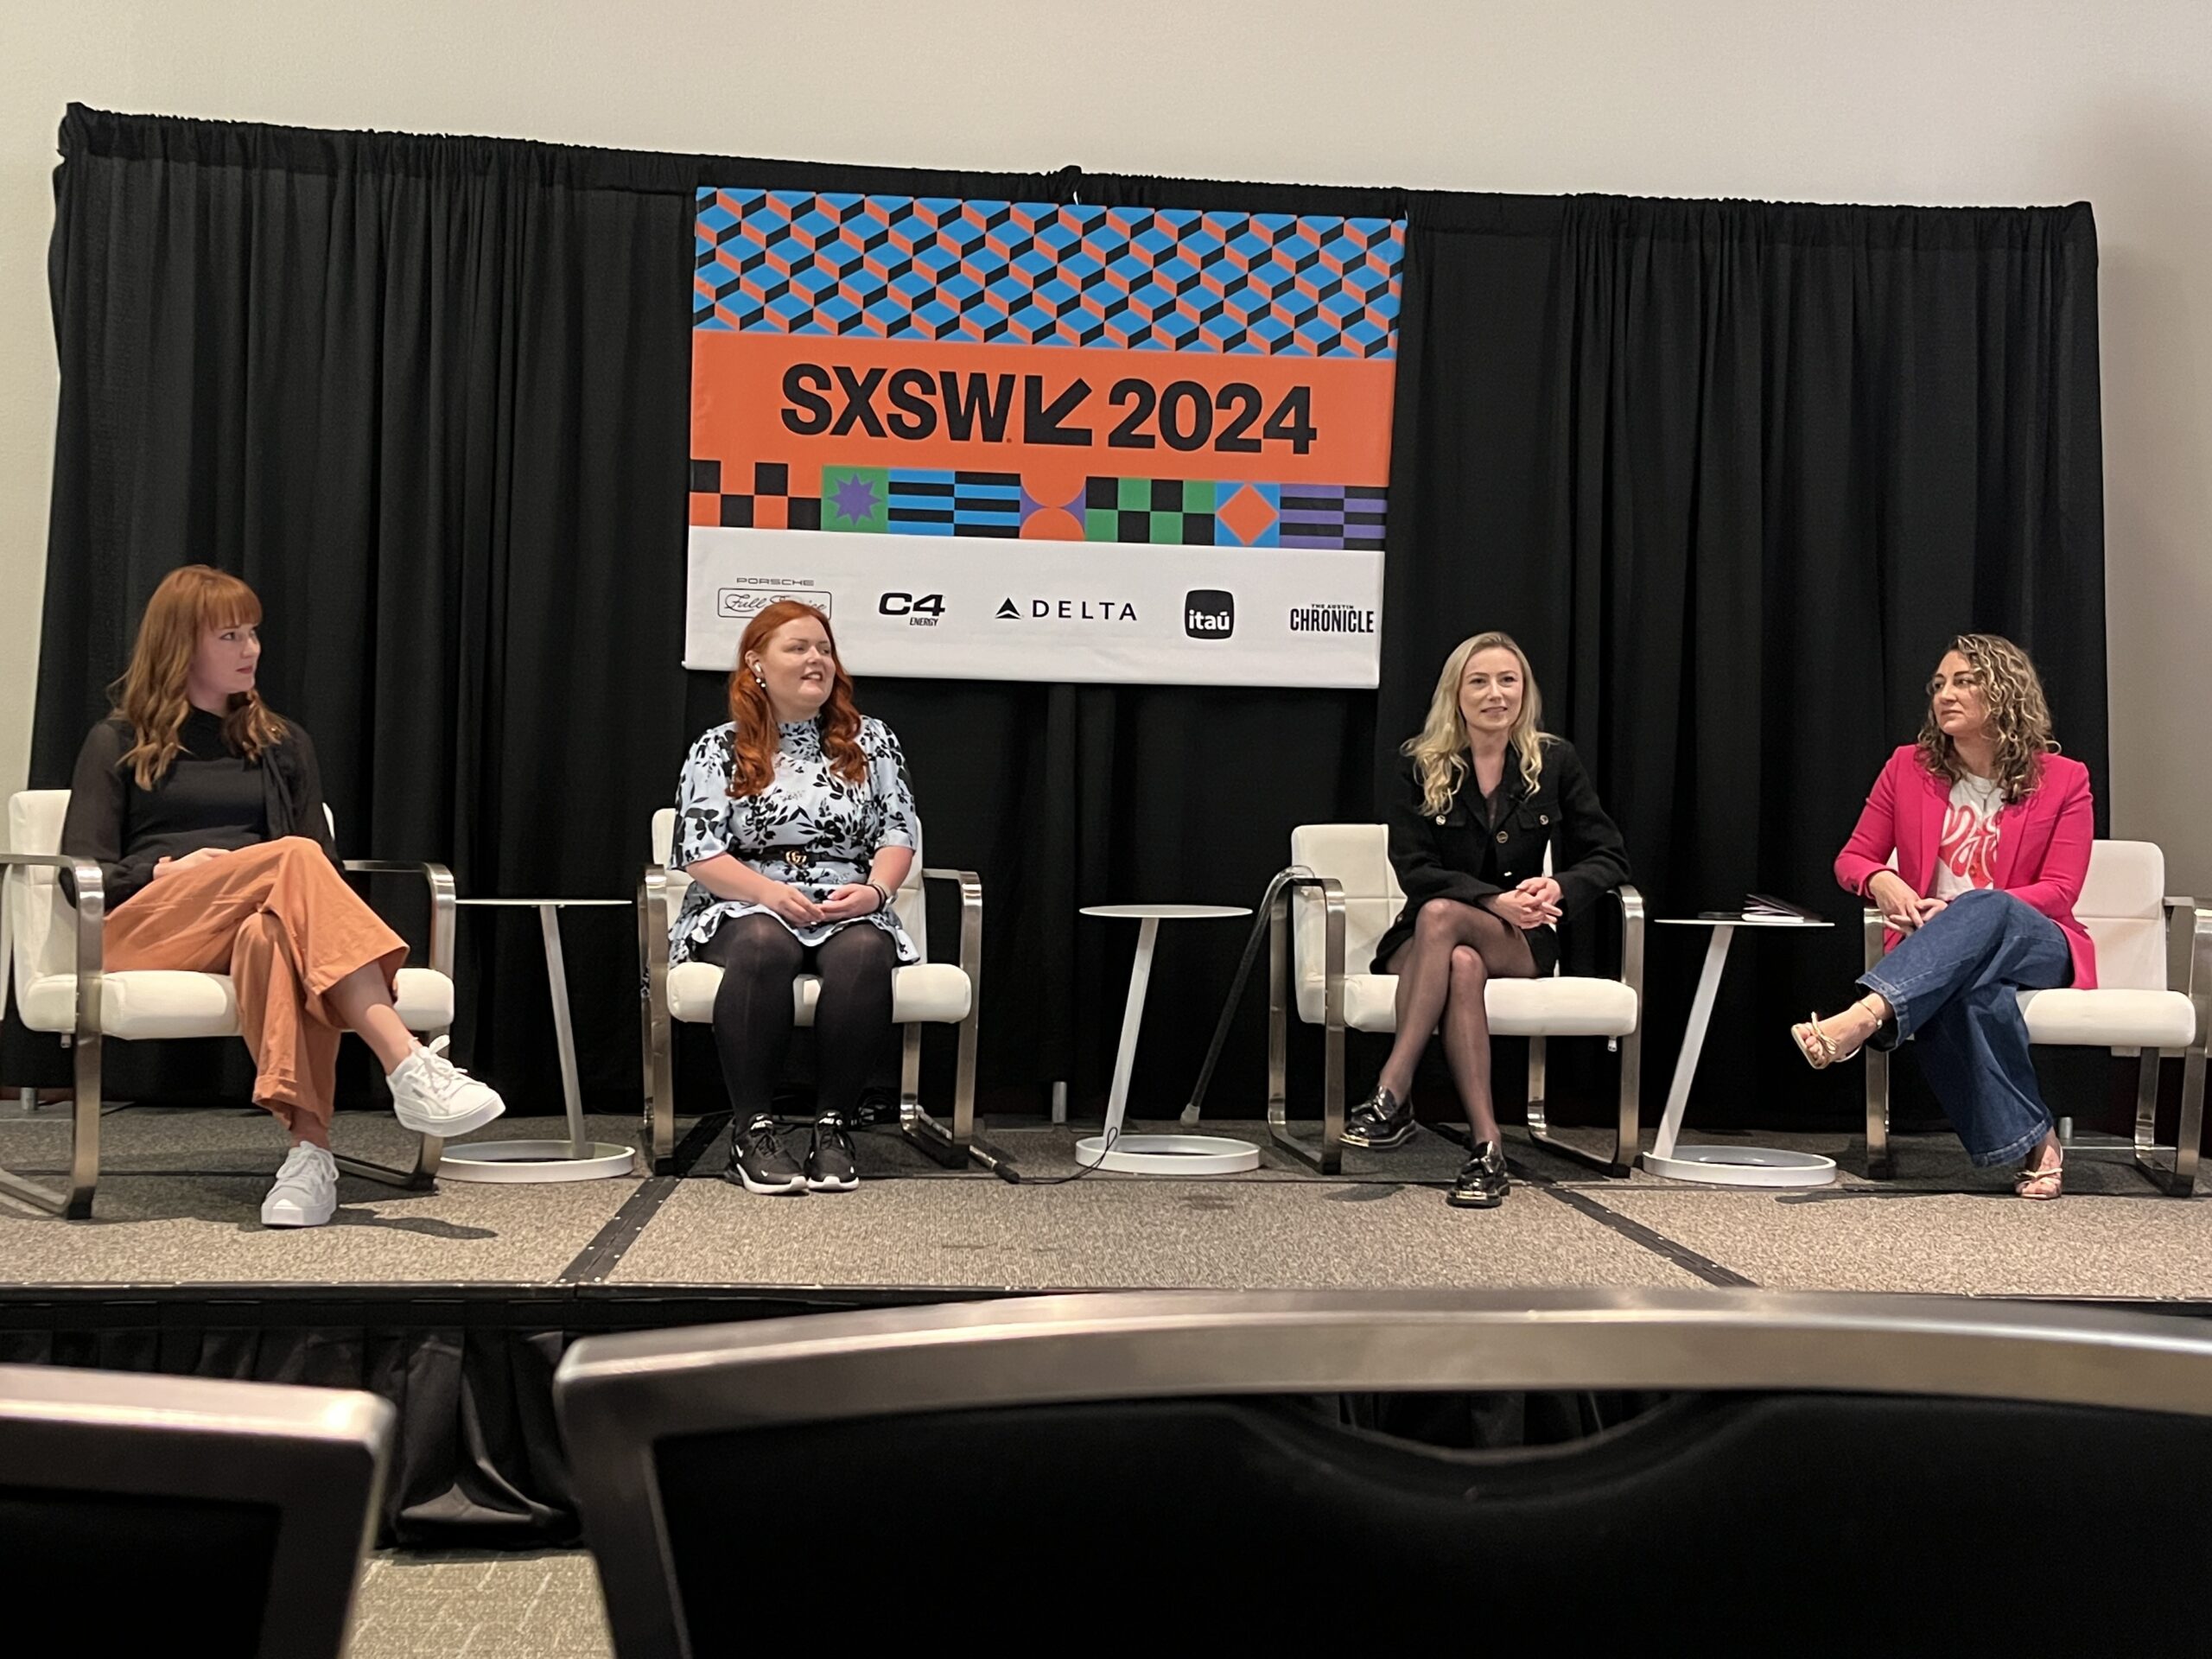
[993,597,1138,621]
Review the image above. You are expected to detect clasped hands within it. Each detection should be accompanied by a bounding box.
[1867,870,1947,933]
[1484,876,1562,931]
[151,847,233,878]
[764,881,886,928]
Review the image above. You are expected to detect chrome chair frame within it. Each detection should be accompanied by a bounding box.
[637,862,992,1174]
[1258,870,1645,1177]
[556,1286,2212,1659]
[1861,896,2210,1194]
[0,851,456,1219]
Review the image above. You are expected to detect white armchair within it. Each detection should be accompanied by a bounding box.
[1862,840,2209,1193]
[1268,824,1644,1175]
[0,789,461,1218]
[637,810,995,1174]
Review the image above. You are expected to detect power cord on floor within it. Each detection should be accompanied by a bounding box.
[1020,1122,1123,1186]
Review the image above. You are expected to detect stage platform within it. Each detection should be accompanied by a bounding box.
[2,1099,2208,1304]
[4,1096,2208,1546]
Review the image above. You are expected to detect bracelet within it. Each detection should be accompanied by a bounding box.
[869,881,894,914]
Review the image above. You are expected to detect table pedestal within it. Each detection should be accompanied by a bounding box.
[1642,923,1837,1189]
[440,903,635,1184]
[1076,912,1261,1174]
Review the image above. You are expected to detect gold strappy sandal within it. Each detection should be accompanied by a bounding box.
[1790,997,1884,1071]
[2015,1149,2064,1201]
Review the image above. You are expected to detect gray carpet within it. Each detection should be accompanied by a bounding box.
[351,1552,609,1659]
[0,1171,638,1286]
[0,1102,2203,1296]
[0,1103,652,1177]
[827,1116,1482,1183]
[1587,1184,2212,1297]
[606,1173,1705,1291]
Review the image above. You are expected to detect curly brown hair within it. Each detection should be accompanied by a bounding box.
[1914,632,2056,804]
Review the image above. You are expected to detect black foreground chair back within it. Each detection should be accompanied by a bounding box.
[556,1287,2212,1656]
[0,1363,392,1657]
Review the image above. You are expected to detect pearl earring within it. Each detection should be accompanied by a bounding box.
[751,666,766,688]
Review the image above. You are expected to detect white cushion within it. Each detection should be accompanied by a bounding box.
[1301,970,1639,1038]
[2018,987,2196,1051]
[1287,821,1634,1040]
[2078,841,2168,991]
[17,965,453,1040]
[666,959,971,1027]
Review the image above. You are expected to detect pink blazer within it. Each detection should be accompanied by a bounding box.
[1834,745,2097,989]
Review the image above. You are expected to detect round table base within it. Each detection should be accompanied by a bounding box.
[1640,1145,1836,1188]
[1075,1132,1261,1175]
[437,1140,637,1183]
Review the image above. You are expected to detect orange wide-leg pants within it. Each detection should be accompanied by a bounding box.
[102,837,408,1144]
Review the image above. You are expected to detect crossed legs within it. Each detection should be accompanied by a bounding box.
[1381,899,1538,1144]
[1793,889,2070,1195]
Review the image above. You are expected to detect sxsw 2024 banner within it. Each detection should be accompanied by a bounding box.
[686,188,1404,687]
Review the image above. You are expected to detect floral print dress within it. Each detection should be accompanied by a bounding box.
[670,715,921,965]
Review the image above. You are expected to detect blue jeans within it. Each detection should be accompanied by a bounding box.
[1857,888,2071,1167]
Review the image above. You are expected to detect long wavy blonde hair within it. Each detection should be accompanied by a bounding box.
[112,565,286,790]
[1915,632,2056,804]
[1404,631,1549,817]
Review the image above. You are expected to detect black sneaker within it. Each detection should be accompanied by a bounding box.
[1448,1141,1510,1209]
[1342,1086,1416,1149]
[724,1114,805,1195]
[805,1113,859,1192]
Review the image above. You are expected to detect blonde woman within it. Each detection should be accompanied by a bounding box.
[1793,635,2091,1198]
[1348,632,1630,1207]
[60,565,505,1229]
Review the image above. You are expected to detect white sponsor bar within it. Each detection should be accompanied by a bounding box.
[684,528,1382,690]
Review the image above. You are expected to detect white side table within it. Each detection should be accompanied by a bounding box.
[436,899,637,1183]
[1078,906,1260,1174]
[1643,915,1839,1187]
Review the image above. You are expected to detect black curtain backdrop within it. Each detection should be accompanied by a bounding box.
[26,106,2107,1136]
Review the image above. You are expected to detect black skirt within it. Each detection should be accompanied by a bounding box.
[1370,897,1563,978]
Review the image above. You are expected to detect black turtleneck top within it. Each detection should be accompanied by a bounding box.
[60,708,335,908]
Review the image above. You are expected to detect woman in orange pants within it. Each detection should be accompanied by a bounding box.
[61,565,505,1227]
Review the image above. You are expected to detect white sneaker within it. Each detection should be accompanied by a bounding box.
[387,1037,507,1139]
[262,1144,338,1228]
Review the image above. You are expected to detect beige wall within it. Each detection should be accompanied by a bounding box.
[2,1,2206,885]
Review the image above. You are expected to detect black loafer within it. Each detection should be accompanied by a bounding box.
[1343,1086,1417,1149]
[1448,1141,1510,1208]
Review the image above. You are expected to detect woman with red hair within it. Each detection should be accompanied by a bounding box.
[60,565,506,1229]
[670,601,919,1195]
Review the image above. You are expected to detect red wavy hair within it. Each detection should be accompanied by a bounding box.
[114,565,287,790]
[726,601,867,798]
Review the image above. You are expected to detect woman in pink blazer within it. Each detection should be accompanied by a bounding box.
[1791,634,2091,1198]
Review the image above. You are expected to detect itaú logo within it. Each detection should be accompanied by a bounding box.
[1184,589,1235,639]
[993,597,1139,621]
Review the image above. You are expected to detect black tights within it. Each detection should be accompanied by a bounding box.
[1380,899,1537,1142]
[699,914,895,1123]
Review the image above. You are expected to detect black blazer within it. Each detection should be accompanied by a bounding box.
[59,715,339,908]
[1370,737,1630,973]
